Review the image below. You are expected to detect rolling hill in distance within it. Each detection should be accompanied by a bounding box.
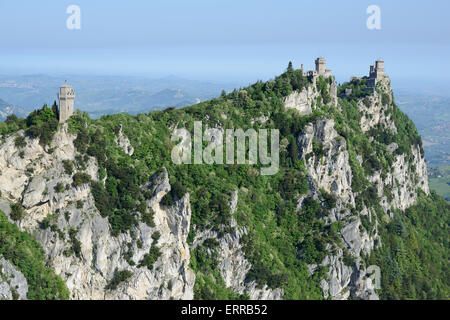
[0,74,243,119]
[0,97,28,121]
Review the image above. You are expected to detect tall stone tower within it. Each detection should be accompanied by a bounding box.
[315,57,326,75]
[58,84,75,123]
[375,60,385,77]
[368,60,386,89]
[313,57,332,77]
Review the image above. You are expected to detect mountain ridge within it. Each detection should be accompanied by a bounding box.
[0,62,448,300]
[0,74,242,118]
[0,98,28,121]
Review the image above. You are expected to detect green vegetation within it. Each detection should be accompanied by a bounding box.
[138,231,162,270]
[141,207,155,227]
[428,166,450,201]
[39,213,58,230]
[0,114,26,136]
[62,160,74,175]
[372,191,449,299]
[72,172,91,187]
[190,238,249,300]
[317,76,332,105]
[0,103,60,147]
[337,78,371,100]
[10,202,26,221]
[25,104,59,146]
[0,210,70,299]
[14,135,26,148]
[105,270,133,290]
[68,228,82,259]
[54,182,65,193]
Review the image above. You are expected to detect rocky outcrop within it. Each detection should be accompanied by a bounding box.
[0,257,28,300]
[284,77,338,114]
[293,75,428,299]
[330,79,338,107]
[297,118,379,300]
[298,119,354,205]
[377,145,429,212]
[359,92,397,134]
[38,168,195,300]
[0,126,195,300]
[115,125,134,156]
[193,191,283,300]
[284,86,317,115]
[358,84,429,212]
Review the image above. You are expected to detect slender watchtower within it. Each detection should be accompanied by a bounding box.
[58,83,75,123]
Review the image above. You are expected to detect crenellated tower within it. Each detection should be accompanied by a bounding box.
[58,83,75,123]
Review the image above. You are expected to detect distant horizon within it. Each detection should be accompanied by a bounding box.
[2,51,450,86]
[1,0,450,91]
[1,68,449,99]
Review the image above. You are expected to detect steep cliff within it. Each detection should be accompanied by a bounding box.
[0,128,194,299]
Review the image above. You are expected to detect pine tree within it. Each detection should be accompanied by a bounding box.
[288,140,299,163]
[287,61,294,72]
[52,100,59,119]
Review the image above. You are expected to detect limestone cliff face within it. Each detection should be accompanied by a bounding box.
[376,144,429,212]
[192,191,283,300]
[0,72,430,301]
[284,86,317,115]
[114,124,134,156]
[0,126,194,300]
[358,87,397,134]
[288,78,429,300]
[0,121,279,300]
[298,119,354,205]
[284,76,338,115]
[0,257,29,300]
[357,80,429,212]
[297,118,377,300]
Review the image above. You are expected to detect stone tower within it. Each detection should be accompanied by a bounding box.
[315,57,326,75]
[313,57,332,77]
[375,60,385,77]
[58,84,75,123]
[368,60,386,89]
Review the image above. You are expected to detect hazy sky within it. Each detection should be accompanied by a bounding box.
[1,0,450,85]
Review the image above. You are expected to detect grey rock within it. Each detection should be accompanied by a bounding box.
[0,257,28,300]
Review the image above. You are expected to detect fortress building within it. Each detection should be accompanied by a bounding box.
[305,57,332,79]
[338,60,388,97]
[315,57,332,77]
[368,60,386,88]
[58,83,75,123]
